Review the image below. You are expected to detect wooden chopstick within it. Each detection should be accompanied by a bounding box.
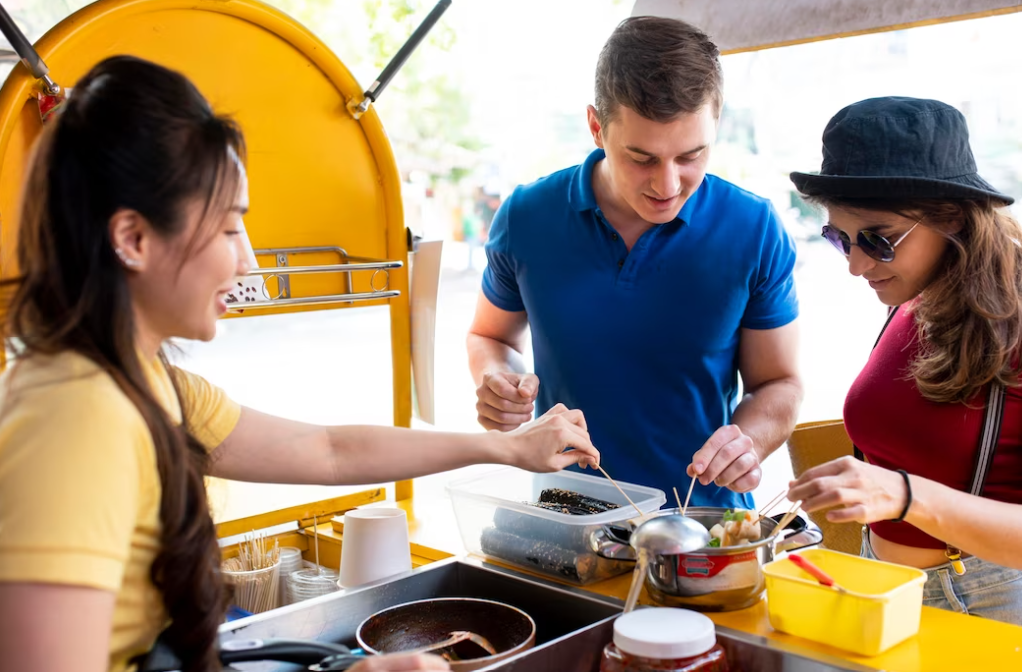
[768,500,803,539]
[752,490,789,526]
[673,487,684,511]
[596,464,645,520]
[681,474,697,517]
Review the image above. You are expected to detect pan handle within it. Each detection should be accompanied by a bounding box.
[591,524,637,561]
[775,527,824,554]
[219,638,360,667]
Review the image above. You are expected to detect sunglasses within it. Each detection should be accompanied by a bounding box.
[821,219,922,263]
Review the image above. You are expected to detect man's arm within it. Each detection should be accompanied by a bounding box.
[732,321,804,463]
[691,321,803,492]
[467,292,538,431]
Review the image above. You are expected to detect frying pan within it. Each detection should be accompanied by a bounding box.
[357,597,536,672]
[137,596,536,672]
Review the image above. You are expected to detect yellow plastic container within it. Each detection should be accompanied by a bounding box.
[762,548,926,656]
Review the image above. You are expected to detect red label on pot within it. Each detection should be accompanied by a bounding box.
[678,551,757,579]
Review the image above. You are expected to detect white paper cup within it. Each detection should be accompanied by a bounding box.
[339,507,412,588]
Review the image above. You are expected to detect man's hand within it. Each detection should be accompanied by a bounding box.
[475,371,539,431]
[688,424,762,493]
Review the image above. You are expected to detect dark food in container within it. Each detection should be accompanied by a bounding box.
[536,488,620,514]
[481,488,627,583]
[481,527,597,582]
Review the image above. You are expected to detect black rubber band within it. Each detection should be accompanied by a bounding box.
[890,469,912,523]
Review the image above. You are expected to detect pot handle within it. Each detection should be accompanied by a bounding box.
[219,638,361,668]
[775,527,824,554]
[590,524,636,561]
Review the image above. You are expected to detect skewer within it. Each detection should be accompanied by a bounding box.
[752,490,789,526]
[673,487,684,511]
[681,473,697,517]
[768,500,803,539]
[595,464,645,520]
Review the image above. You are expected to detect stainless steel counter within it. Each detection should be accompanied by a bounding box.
[220,557,878,672]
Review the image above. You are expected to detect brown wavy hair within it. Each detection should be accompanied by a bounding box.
[595,16,723,125]
[5,56,244,671]
[812,196,1022,404]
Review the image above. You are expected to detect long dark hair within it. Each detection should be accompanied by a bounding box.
[811,196,1022,404]
[6,56,245,671]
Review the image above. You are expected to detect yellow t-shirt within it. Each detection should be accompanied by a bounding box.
[0,351,241,672]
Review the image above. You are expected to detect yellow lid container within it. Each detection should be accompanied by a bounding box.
[762,548,926,656]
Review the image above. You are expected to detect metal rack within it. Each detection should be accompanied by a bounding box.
[226,245,403,312]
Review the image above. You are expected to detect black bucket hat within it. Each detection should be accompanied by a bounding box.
[790,96,1014,206]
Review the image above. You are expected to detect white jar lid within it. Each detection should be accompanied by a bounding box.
[613,608,716,659]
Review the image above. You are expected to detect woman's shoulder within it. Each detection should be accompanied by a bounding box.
[0,351,144,428]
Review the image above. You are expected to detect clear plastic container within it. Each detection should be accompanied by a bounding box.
[223,560,281,614]
[288,567,340,603]
[446,467,666,584]
[277,547,304,605]
[601,608,729,672]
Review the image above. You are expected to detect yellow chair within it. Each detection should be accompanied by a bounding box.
[786,420,862,555]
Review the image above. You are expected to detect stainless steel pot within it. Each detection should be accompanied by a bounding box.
[592,506,823,612]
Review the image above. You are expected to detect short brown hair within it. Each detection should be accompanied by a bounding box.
[595,16,723,125]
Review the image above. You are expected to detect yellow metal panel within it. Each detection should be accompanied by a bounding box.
[0,0,407,312]
[0,0,414,487]
[215,488,385,539]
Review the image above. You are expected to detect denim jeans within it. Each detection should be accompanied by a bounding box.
[860,526,1022,626]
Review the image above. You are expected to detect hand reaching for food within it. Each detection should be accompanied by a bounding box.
[689,424,762,493]
[500,403,600,472]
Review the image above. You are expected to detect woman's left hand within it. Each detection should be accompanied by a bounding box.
[500,403,600,472]
[787,456,910,524]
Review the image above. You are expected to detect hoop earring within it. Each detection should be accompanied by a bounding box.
[115,247,141,269]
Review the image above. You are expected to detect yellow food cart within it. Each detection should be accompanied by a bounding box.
[1,0,1021,670]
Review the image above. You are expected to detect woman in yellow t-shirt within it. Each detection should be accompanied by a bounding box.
[0,56,600,672]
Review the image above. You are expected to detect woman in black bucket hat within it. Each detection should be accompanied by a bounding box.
[786,96,1022,625]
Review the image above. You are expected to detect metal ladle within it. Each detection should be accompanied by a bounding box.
[622,513,711,612]
[631,513,712,555]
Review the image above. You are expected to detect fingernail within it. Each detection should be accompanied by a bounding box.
[694,462,704,473]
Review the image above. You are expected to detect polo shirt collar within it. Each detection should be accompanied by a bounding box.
[568,148,698,226]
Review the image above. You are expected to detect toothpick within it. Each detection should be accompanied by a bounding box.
[681,473,697,517]
[596,464,645,520]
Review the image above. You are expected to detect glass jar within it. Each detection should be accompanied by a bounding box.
[600,608,729,672]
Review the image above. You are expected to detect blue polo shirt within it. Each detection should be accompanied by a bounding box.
[482,149,798,508]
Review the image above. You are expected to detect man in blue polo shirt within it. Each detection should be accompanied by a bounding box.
[466,16,803,509]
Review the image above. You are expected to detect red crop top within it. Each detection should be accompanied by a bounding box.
[844,305,1022,549]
